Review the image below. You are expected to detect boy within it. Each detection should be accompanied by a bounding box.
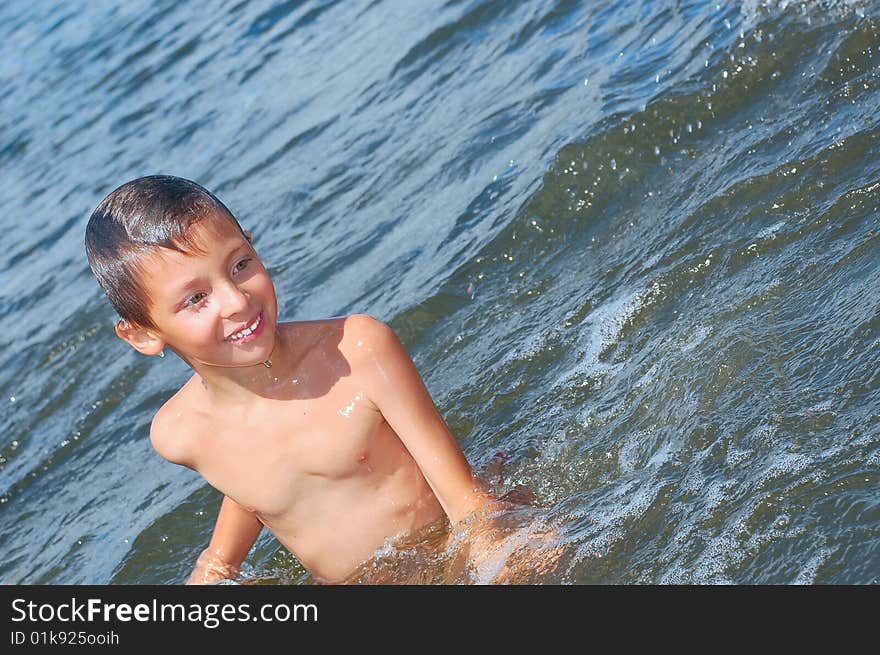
[85,175,518,584]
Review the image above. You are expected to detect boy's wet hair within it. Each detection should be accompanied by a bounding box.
[85,175,247,329]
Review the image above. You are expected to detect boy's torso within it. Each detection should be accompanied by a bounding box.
[160,317,445,582]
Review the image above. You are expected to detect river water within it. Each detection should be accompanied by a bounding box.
[1,0,878,584]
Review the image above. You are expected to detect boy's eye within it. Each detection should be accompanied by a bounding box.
[187,291,207,306]
[233,258,252,274]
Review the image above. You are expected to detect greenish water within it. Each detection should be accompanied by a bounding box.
[1,0,878,584]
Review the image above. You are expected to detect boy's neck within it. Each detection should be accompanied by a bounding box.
[187,328,297,404]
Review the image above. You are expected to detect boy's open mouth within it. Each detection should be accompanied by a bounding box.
[226,311,264,343]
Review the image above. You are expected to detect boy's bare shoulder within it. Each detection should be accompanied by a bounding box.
[149,376,206,469]
[278,313,394,359]
[338,313,396,350]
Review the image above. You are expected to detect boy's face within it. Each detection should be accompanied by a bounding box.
[123,212,278,369]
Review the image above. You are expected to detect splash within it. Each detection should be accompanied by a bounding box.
[339,504,570,584]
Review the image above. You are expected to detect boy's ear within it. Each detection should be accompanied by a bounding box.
[114,319,166,357]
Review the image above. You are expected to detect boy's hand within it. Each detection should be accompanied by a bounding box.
[447,489,564,583]
[185,495,264,585]
[186,548,241,585]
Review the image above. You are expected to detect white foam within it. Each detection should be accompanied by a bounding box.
[678,325,712,353]
[646,440,674,469]
[741,0,870,23]
[794,547,836,584]
[553,288,645,388]
[755,451,814,489]
[691,531,742,584]
[806,399,836,415]
[755,220,788,241]
[725,446,755,468]
[569,526,625,565]
[498,329,552,367]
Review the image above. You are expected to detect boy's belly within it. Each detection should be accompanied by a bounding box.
[264,466,445,582]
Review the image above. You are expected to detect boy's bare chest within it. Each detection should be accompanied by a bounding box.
[194,387,398,517]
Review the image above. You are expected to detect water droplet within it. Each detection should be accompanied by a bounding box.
[9,397,15,403]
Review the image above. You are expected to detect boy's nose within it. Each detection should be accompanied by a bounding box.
[218,280,250,318]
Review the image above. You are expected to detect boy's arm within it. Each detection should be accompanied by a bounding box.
[187,495,264,585]
[351,315,501,525]
[150,409,264,584]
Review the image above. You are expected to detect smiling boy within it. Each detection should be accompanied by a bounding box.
[85,175,507,584]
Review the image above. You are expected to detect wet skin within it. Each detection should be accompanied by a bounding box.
[124,213,494,582]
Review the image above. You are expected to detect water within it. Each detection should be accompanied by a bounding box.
[1,0,879,584]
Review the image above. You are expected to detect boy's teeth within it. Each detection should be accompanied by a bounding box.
[230,314,260,340]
